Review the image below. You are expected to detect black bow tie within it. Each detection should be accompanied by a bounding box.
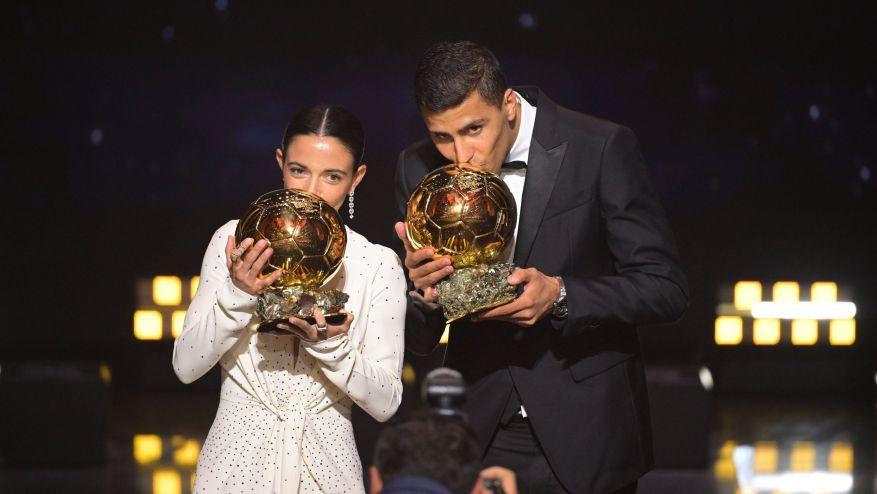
[501,160,527,170]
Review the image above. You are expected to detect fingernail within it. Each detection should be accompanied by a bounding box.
[445,266,453,273]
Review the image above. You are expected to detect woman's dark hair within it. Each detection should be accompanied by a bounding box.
[280,104,365,167]
[414,40,507,113]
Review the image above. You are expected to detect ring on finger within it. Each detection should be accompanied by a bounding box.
[315,323,328,335]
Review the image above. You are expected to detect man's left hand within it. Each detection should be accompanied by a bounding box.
[472,267,560,327]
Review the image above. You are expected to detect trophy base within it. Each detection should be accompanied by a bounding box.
[256,286,349,333]
[436,263,517,323]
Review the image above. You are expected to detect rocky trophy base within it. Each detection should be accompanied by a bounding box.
[256,286,349,333]
[436,262,517,323]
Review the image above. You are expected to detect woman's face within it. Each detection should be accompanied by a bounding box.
[275,134,366,212]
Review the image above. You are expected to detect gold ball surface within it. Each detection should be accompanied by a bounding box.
[235,188,346,288]
[406,163,517,267]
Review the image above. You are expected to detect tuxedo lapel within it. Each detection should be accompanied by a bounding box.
[513,88,567,266]
[514,139,567,266]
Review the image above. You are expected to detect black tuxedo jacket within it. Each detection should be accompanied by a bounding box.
[394,87,688,493]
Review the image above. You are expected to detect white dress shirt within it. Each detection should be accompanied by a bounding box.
[499,91,537,262]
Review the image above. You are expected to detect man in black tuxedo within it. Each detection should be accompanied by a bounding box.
[393,41,688,494]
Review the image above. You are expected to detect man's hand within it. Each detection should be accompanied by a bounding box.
[472,267,560,327]
[394,221,453,303]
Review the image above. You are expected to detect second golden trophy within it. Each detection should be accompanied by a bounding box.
[236,188,348,330]
[406,163,518,322]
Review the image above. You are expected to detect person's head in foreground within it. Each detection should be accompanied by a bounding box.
[370,413,481,494]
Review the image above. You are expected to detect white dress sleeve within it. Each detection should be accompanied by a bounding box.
[172,221,259,384]
[302,248,407,422]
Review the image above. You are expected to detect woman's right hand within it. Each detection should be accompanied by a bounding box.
[225,235,283,296]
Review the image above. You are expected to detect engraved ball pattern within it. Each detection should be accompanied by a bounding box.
[235,189,346,288]
[406,163,517,268]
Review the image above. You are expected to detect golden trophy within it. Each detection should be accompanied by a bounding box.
[406,163,518,322]
[235,188,348,331]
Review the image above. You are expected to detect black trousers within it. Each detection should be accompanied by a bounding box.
[482,415,637,494]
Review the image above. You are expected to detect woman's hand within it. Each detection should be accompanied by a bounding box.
[278,309,354,342]
[225,235,283,296]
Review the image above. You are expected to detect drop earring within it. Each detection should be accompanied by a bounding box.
[348,190,355,220]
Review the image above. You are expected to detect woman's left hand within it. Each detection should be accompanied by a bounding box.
[277,309,354,342]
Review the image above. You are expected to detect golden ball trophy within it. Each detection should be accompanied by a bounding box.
[235,189,348,332]
[406,163,518,322]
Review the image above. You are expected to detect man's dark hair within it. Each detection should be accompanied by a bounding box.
[414,40,507,113]
[372,413,481,494]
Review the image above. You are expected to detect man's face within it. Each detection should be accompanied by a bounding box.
[421,89,518,174]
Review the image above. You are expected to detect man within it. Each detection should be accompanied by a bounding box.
[394,41,689,493]
[369,413,516,494]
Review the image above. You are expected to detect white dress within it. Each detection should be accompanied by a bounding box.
[173,220,406,493]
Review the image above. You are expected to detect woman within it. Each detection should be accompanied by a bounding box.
[173,105,406,493]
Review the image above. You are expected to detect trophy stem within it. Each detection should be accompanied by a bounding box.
[436,263,517,323]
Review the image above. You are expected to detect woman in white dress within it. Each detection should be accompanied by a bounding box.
[173,105,406,493]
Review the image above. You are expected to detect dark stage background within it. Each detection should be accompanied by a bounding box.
[2,2,875,493]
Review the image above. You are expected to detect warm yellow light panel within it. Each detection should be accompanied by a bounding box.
[754,441,778,473]
[829,319,856,346]
[153,469,182,494]
[734,281,762,310]
[133,434,162,464]
[790,441,815,471]
[153,276,182,306]
[828,442,853,472]
[713,440,736,481]
[773,281,800,302]
[714,316,743,345]
[172,311,187,339]
[173,439,200,466]
[134,311,163,340]
[402,363,416,385]
[753,318,781,345]
[190,276,200,300]
[99,362,112,384]
[810,282,838,302]
[791,319,818,345]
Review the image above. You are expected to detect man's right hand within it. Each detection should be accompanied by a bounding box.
[394,221,453,303]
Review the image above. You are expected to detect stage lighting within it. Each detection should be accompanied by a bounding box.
[134,311,163,341]
[715,280,857,347]
[171,311,186,339]
[773,281,800,303]
[134,434,162,464]
[829,319,855,346]
[753,318,781,345]
[828,443,853,472]
[751,302,856,320]
[153,276,182,306]
[791,320,818,345]
[734,281,762,310]
[190,276,200,300]
[754,442,778,473]
[715,316,743,345]
[698,366,714,391]
[134,275,198,340]
[791,441,816,471]
[172,437,200,466]
[153,469,182,494]
[811,282,837,302]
